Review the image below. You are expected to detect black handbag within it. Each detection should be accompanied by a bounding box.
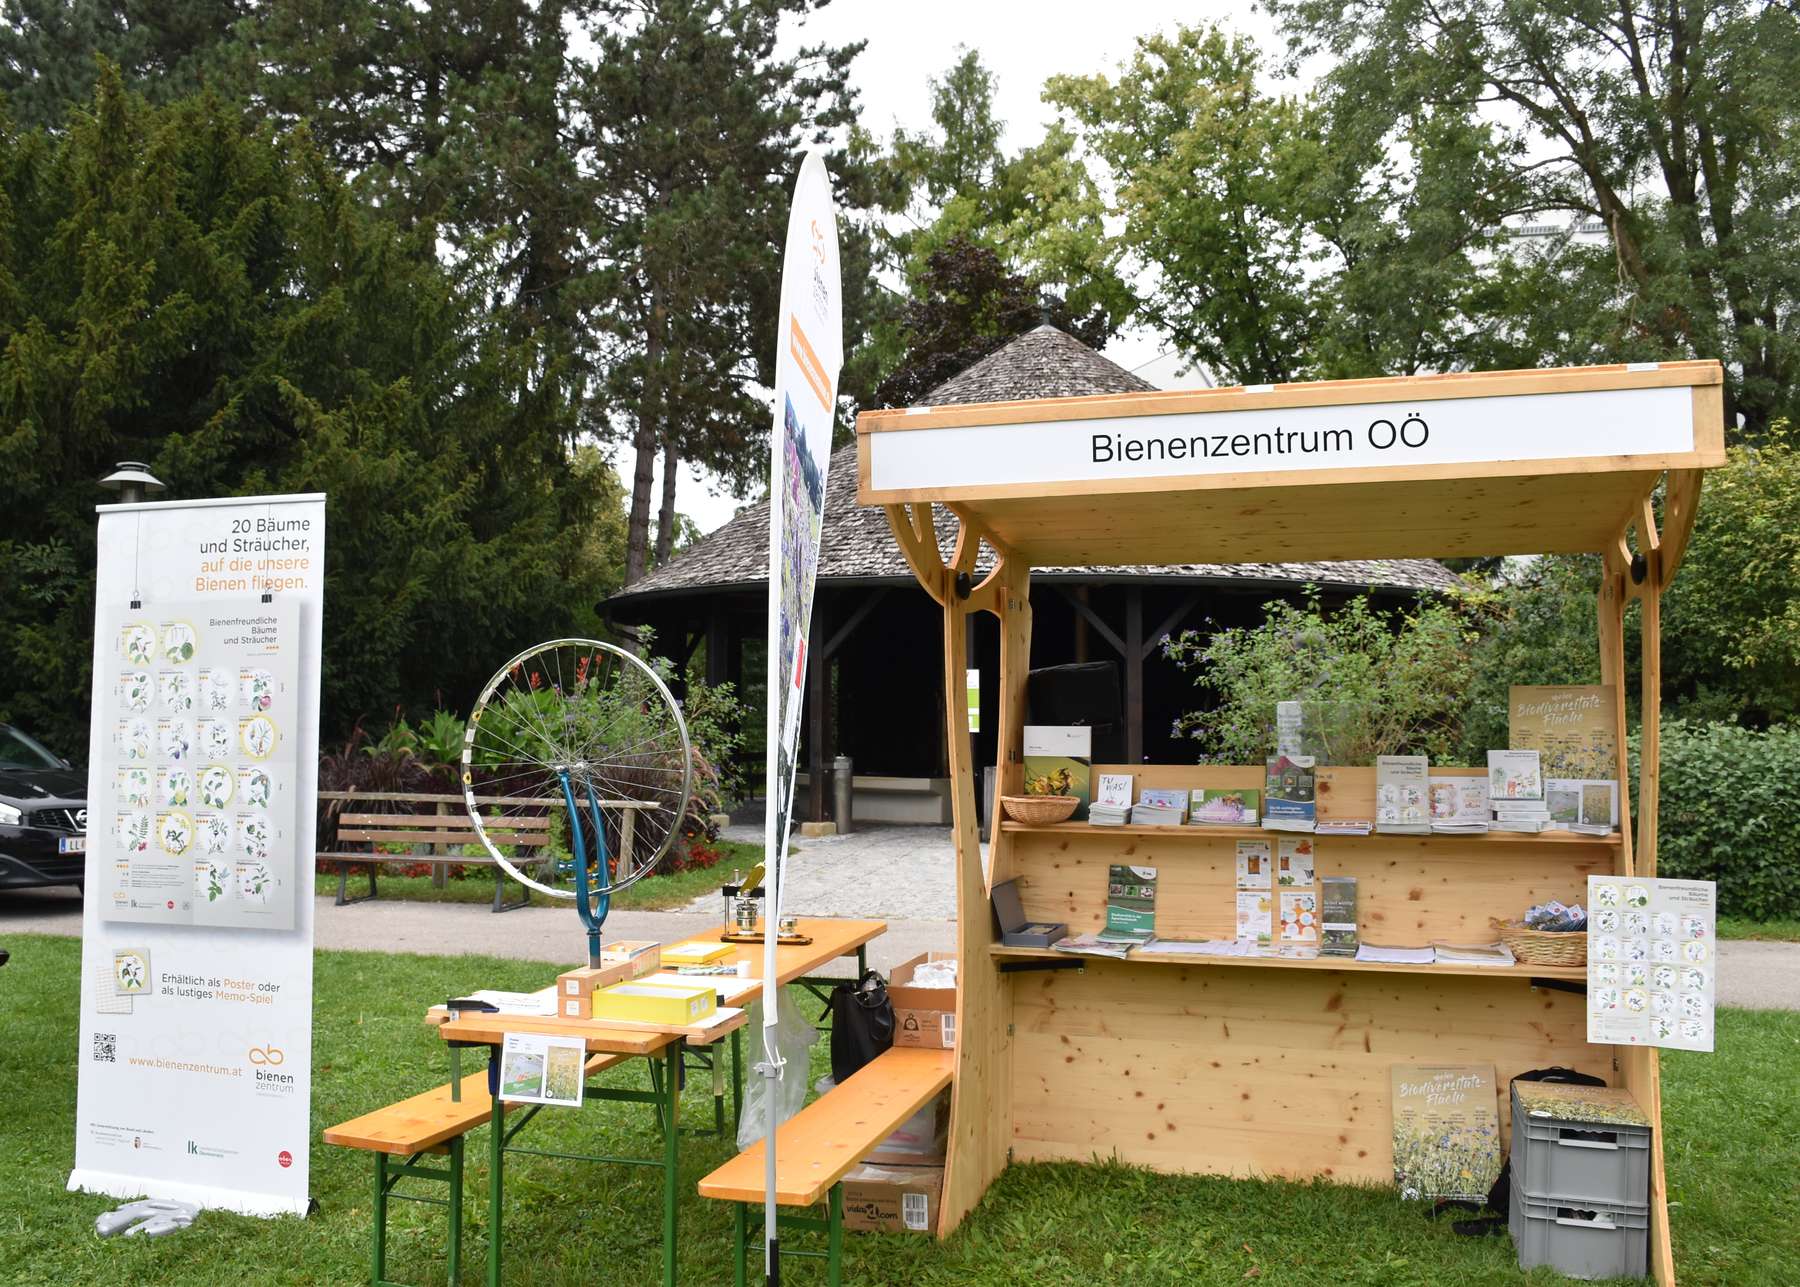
[829,970,894,1084]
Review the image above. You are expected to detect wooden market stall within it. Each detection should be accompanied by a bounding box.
[854,361,1724,1284]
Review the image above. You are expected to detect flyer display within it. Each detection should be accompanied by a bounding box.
[1586,875,1716,1052]
[98,599,300,931]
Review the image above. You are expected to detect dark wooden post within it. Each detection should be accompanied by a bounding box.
[705,604,728,688]
[1124,587,1143,764]
[807,603,828,823]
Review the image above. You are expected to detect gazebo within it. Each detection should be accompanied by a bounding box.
[604,326,1458,825]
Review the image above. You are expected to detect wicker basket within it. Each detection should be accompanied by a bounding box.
[1496,923,1589,967]
[1000,794,1080,825]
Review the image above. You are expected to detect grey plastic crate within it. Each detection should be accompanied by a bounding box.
[1512,1188,1649,1280]
[1512,1099,1652,1208]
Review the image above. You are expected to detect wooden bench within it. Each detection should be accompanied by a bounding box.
[317,792,553,912]
[324,1051,628,1286]
[697,1046,954,1286]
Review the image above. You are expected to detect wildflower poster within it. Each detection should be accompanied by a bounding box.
[1390,1064,1501,1202]
[1508,684,1618,779]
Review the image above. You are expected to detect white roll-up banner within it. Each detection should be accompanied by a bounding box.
[69,493,324,1216]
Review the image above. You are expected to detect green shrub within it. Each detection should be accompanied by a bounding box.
[1637,720,1800,920]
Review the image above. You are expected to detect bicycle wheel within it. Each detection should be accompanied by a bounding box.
[463,639,693,902]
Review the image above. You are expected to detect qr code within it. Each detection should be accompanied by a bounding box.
[902,1191,929,1231]
[93,1032,116,1063]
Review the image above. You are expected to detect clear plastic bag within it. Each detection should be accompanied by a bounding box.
[736,998,820,1151]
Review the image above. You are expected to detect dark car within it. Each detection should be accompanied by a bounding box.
[0,723,88,891]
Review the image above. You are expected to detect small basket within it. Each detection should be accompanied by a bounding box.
[1000,794,1080,825]
[1497,923,1589,966]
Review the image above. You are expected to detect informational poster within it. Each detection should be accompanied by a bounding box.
[71,494,323,1217]
[498,1033,584,1108]
[1390,1064,1501,1202]
[98,598,300,930]
[1587,875,1716,1052]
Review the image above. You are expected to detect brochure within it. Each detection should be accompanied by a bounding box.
[1139,788,1189,819]
[1051,932,1134,960]
[1101,864,1157,943]
[1262,754,1316,830]
[1276,836,1315,886]
[1375,755,1431,833]
[499,1032,586,1107]
[1487,749,1544,802]
[1428,774,1490,832]
[1587,875,1715,1052]
[1094,774,1134,809]
[1023,725,1093,820]
[1320,876,1358,956]
[1547,778,1619,831]
[1234,839,1271,891]
[1391,1064,1501,1202]
[1235,891,1273,950]
[1278,889,1319,955]
[1189,787,1259,826]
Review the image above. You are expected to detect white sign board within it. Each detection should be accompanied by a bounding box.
[1587,875,1716,1052]
[868,385,1696,494]
[71,494,324,1216]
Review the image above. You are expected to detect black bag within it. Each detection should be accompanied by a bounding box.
[829,970,894,1084]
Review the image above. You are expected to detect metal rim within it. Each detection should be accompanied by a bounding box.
[461,638,693,902]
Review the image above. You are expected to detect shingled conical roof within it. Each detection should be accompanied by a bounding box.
[605,328,1459,610]
[923,324,1157,404]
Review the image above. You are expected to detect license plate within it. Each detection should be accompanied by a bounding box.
[59,837,86,854]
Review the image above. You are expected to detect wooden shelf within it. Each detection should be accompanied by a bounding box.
[989,943,1586,982]
[998,820,1622,846]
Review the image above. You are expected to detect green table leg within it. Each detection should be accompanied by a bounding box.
[828,1182,844,1287]
[731,1028,743,1133]
[448,1135,464,1285]
[662,1042,680,1287]
[857,945,866,975]
[734,1200,748,1287]
[488,1071,504,1287]
[372,1151,388,1285]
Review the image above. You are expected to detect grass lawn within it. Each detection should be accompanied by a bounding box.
[1716,916,1800,942]
[329,838,765,912]
[1,934,1794,1286]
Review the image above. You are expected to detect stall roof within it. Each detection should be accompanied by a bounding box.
[856,362,1725,565]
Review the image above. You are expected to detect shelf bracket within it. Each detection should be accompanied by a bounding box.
[997,958,1087,975]
[1529,977,1588,997]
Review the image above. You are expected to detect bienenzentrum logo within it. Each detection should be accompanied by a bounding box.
[248,1044,284,1066]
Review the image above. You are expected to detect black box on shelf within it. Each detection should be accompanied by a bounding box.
[992,878,1067,948]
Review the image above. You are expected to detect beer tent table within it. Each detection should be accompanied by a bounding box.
[854,360,1724,1285]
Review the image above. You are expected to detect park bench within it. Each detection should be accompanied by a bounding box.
[323,1051,628,1287]
[697,1046,954,1286]
[316,791,551,912]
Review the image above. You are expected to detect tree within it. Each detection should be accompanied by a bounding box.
[862,50,1132,407]
[0,70,620,750]
[0,0,245,128]
[576,0,864,584]
[1270,0,1800,440]
[874,236,1114,408]
[1659,420,1800,724]
[1046,23,1515,385]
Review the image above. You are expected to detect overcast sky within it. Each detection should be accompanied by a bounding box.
[639,1,1291,534]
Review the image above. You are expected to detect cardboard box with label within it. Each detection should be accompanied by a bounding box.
[841,1163,943,1234]
[888,953,958,1049]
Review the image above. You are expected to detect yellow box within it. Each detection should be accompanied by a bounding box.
[660,940,734,967]
[589,980,718,1026]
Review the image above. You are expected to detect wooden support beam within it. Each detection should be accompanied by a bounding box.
[1596,550,1636,878]
[821,589,887,661]
[807,605,828,824]
[704,605,729,688]
[1054,585,1126,657]
[885,504,948,604]
[1659,469,1705,583]
[1145,591,1202,659]
[1124,587,1143,765]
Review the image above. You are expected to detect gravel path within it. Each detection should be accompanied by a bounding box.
[702,823,960,921]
